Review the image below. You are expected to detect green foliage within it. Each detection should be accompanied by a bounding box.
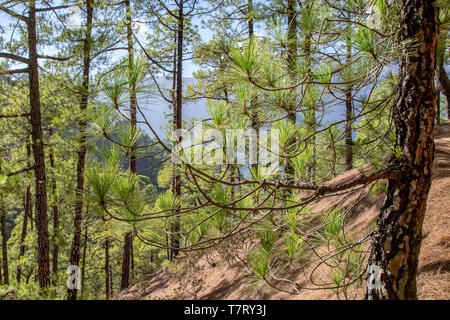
[156,190,181,211]
[314,63,333,87]
[257,230,280,253]
[321,209,345,242]
[353,27,374,56]
[207,100,229,127]
[284,232,304,261]
[393,146,403,159]
[86,164,117,203]
[248,248,270,279]
[229,39,259,75]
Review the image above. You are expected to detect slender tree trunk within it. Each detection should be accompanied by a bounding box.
[68,0,93,300]
[109,262,113,296]
[302,9,316,181]
[345,34,353,170]
[105,239,110,299]
[18,141,32,283]
[286,0,297,123]
[247,0,261,182]
[248,0,254,37]
[436,49,450,118]
[17,190,29,283]
[120,0,136,289]
[120,232,132,290]
[80,225,88,299]
[366,1,438,300]
[436,91,440,124]
[0,173,8,285]
[170,2,184,260]
[49,138,59,282]
[284,0,297,184]
[130,237,134,282]
[28,1,50,288]
[125,0,137,174]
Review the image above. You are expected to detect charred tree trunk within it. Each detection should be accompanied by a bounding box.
[68,0,93,300]
[366,1,438,300]
[28,1,50,288]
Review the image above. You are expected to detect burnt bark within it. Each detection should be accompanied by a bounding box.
[366,1,438,300]
[68,0,93,300]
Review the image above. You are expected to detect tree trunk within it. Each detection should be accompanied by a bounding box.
[0,177,8,285]
[436,51,450,118]
[105,239,110,299]
[170,2,184,260]
[68,0,93,300]
[109,261,113,296]
[284,0,297,184]
[28,1,50,288]
[366,0,438,300]
[120,0,136,289]
[248,0,254,38]
[49,139,59,282]
[302,5,316,181]
[436,91,440,124]
[18,141,32,283]
[80,225,88,299]
[345,34,353,170]
[17,190,30,283]
[130,237,134,282]
[120,232,132,290]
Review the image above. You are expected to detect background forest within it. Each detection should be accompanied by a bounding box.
[0,0,448,300]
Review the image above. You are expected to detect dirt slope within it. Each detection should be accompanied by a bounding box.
[116,121,450,300]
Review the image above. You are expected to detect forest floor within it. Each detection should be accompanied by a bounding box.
[116,121,450,300]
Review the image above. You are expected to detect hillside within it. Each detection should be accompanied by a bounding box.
[116,122,450,300]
